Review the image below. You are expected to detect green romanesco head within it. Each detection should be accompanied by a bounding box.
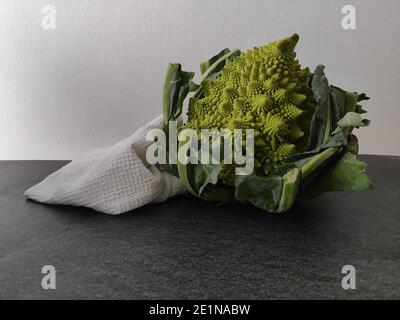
[183,34,315,185]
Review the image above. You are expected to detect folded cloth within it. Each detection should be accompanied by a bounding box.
[25,115,185,215]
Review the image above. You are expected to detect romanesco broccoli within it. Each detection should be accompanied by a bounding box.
[161,33,372,212]
[184,34,315,184]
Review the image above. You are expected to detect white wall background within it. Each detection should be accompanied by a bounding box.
[0,0,399,159]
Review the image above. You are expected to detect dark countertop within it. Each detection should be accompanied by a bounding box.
[0,155,399,299]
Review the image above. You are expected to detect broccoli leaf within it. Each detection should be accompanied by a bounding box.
[307,67,362,151]
[357,93,370,102]
[235,174,283,212]
[308,65,332,149]
[193,163,221,195]
[200,48,231,75]
[303,152,374,198]
[162,63,197,129]
[160,64,199,177]
[176,139,222,198]
[330,86,346,127]
[285,132,346,163]
[287,110,370,164]
[344,91,359,113]
[332,111,370,135]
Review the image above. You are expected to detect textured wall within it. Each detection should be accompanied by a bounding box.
[0,0,399,159]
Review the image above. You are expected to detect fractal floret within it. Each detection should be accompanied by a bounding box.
[160,34,373,213]
[185,34,315,184]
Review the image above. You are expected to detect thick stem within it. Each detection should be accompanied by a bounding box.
[277,168,301,213]
[300,146,340,179]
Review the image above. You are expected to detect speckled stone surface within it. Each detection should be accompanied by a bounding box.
[0,156,399,299]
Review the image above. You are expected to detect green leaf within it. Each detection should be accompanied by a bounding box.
[176,139,222,197]
[235,168,303,213]
[357,93,370,102]
[337,111,370,129]
[162,63,197,129]
[178,160,222,198]
[298,146,341,179]
[332,111,370,135]
[285,131,346,163]
[287,109,369,164]
[303,152,374,198]
[161,64,198,178]
[200,48,231,75]
[193,163,221,195]
[344,91,359,113]
[308,65,332,149]
[330,86,346,127]
[354,92,369,114]
[235,174,283,212]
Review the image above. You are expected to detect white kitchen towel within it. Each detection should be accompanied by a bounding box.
[25,115,186,215]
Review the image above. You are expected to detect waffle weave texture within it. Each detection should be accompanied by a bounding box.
[25,116,185,215]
